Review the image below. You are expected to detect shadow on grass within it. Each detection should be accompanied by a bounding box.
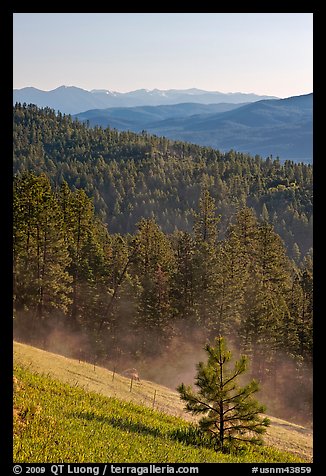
[71,410,214,449]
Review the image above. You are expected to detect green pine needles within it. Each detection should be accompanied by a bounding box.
[177,336,270,451]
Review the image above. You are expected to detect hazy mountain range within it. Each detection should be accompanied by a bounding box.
[13,86,312,162]
[13,85,277,115]
[74,93,313,162]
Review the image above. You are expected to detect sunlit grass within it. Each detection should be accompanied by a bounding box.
[13,341,312,462]
[14,364,307,463]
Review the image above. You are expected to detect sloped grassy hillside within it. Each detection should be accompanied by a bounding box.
[13,342,312,462]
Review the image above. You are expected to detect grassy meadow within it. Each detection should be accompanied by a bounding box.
[13,342,312,463]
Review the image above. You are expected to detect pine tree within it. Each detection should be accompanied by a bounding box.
[260,203,270,223]
[289,268,313,360]
[240,221,294,376]
[170,231,196,327]
[60,188,100,326]
[96,234,136,359]
[192,189,221,332]
[177,336,270,451]
[193,188,220,245]
[292,242,301,265]
[132,218,174,353]
[13,173,72,340]
[213,229,244,339]
[223,208,259,353]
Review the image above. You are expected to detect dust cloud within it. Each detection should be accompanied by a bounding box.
[13,312,312,427]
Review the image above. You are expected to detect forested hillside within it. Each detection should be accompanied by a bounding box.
[13,104,313,425]
[13,104,313,263]
[74,93,313,162]
[13,171,312,425]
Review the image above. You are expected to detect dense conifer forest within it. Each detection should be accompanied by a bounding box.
[13,104,313,424]
[13,104,313,262]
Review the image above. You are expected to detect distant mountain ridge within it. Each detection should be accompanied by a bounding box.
[74,93,313,162]
[74,102,247,130]
[13,85,277,114]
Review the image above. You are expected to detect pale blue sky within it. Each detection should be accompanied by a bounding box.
[13,13,313,98]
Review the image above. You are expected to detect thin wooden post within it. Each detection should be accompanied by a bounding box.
[112,366,116,382]
[130,376,133,392]
[152,389,157,409]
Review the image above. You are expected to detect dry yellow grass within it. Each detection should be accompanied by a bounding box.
[13,341,312,461]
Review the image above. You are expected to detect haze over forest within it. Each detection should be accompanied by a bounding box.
[13,102,313,426]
